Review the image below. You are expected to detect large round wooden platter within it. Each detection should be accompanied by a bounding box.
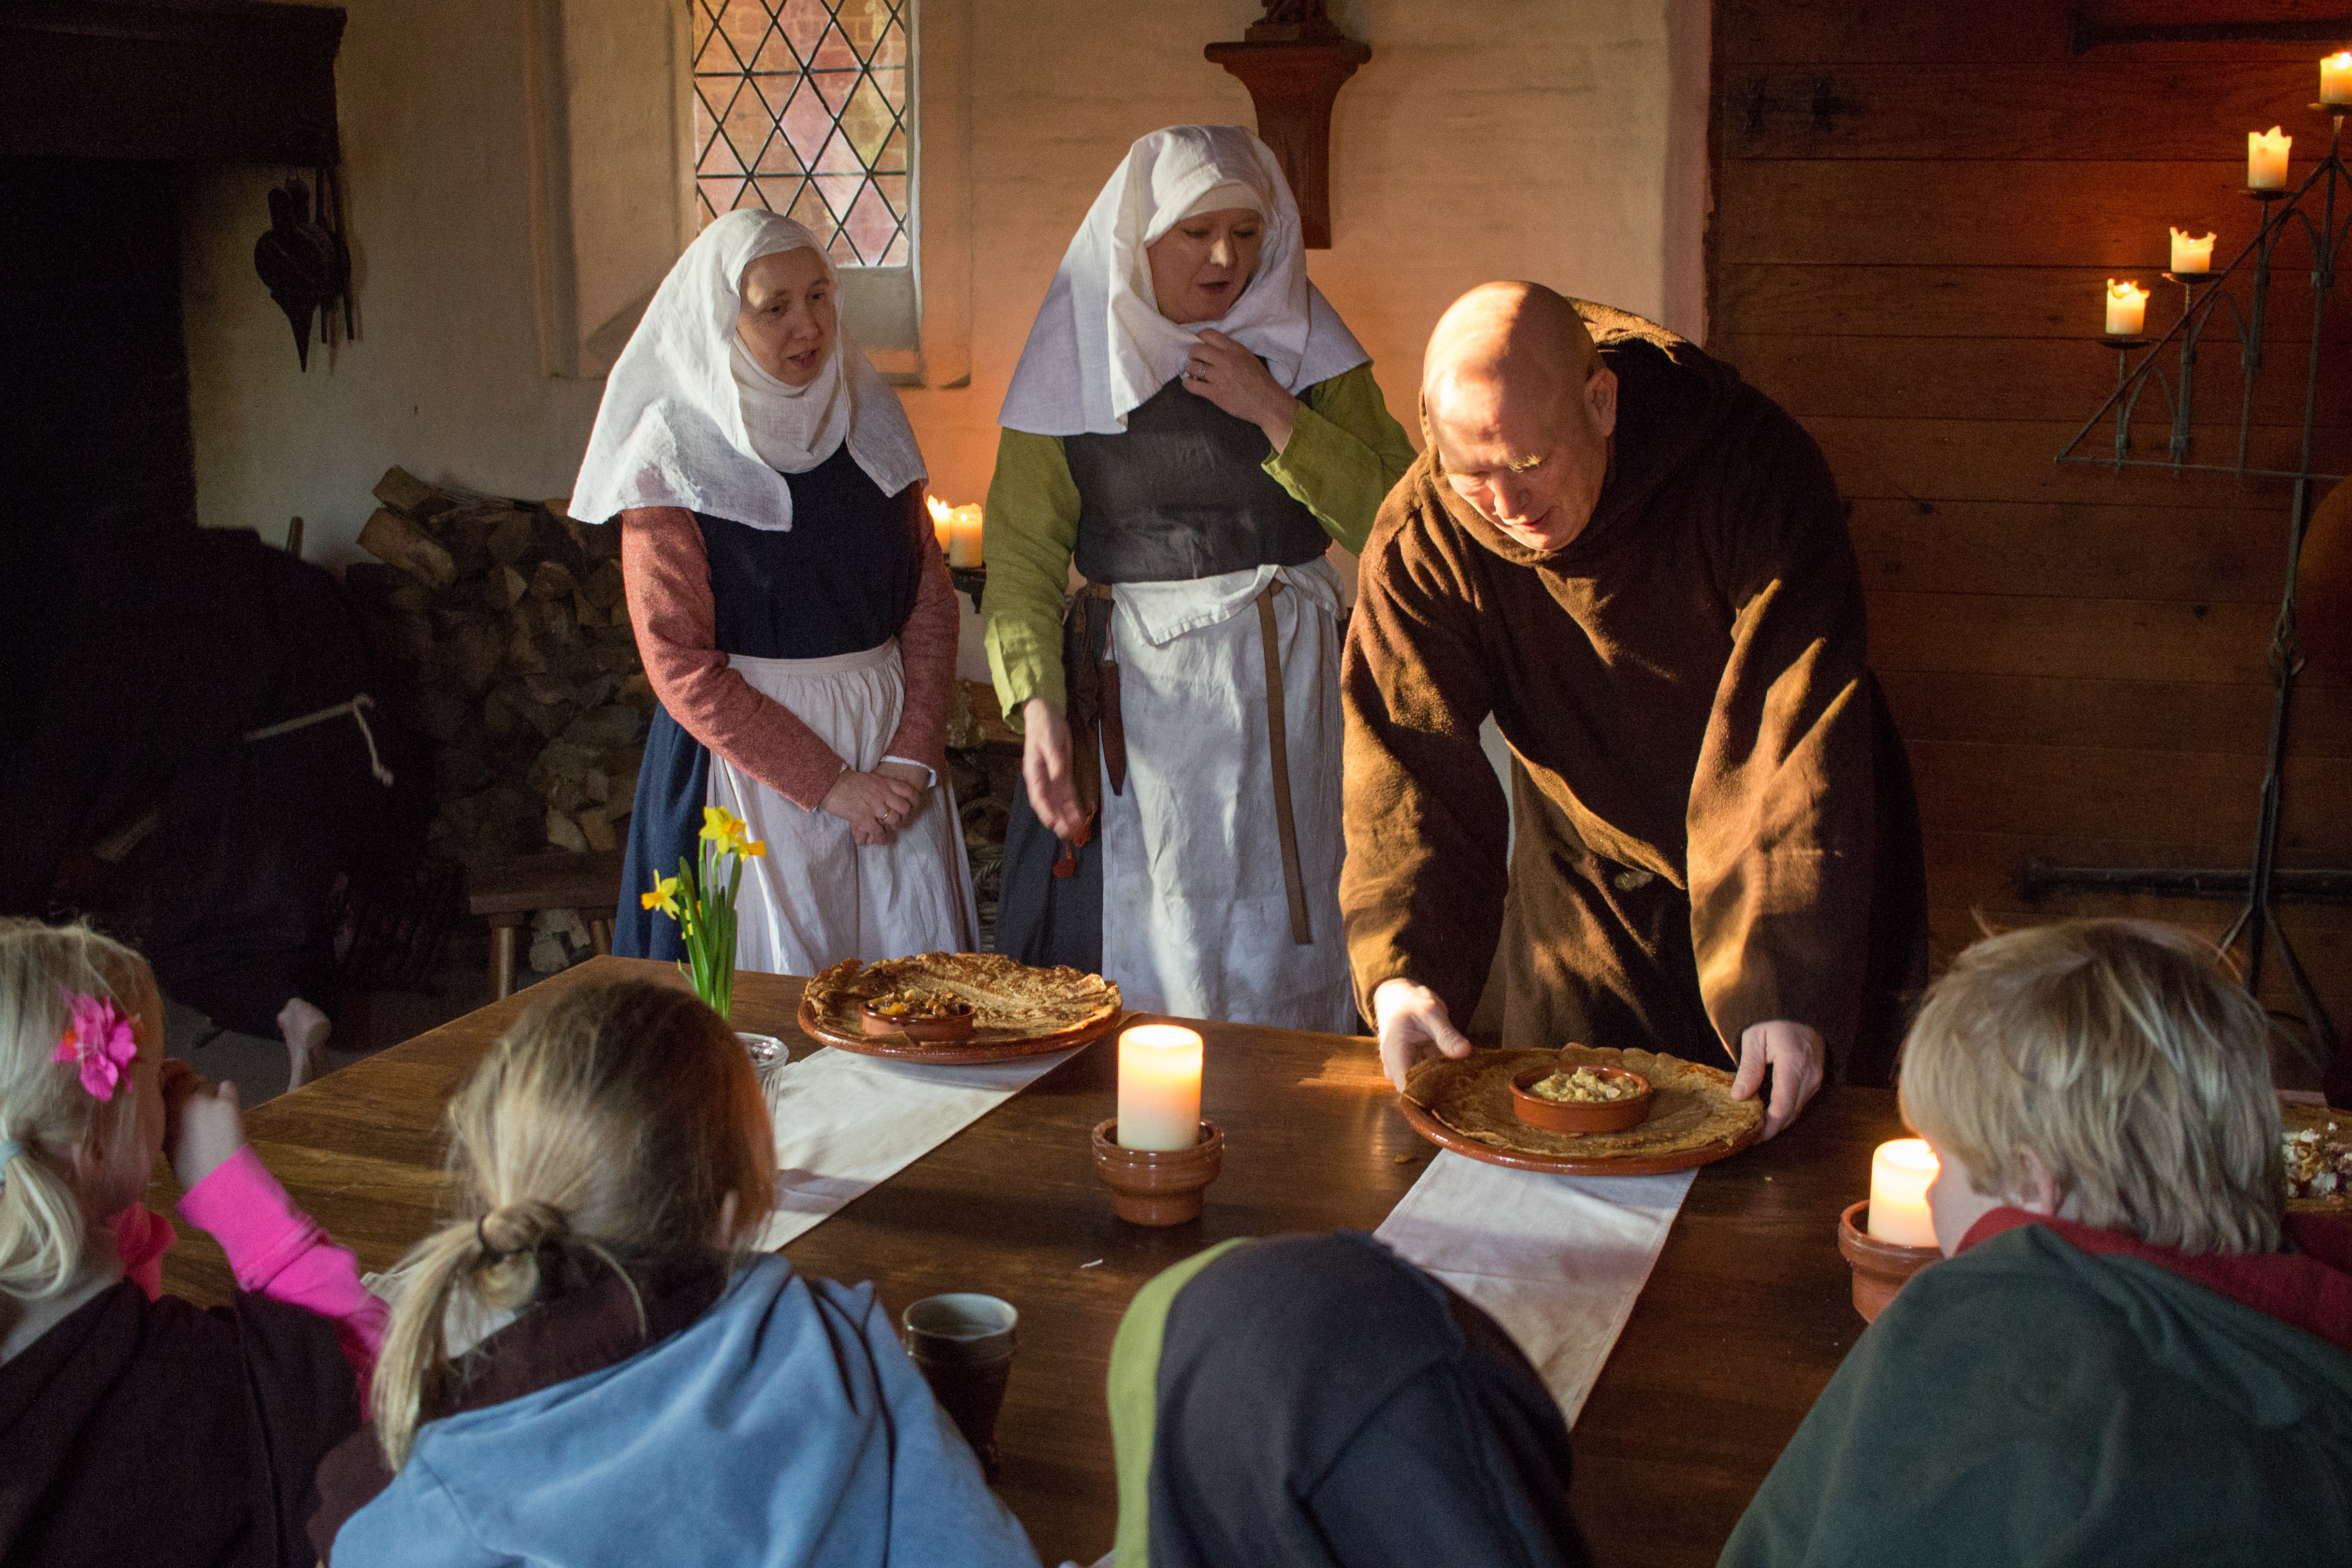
[797,952,1125,1065]
[1400,1045,1764,1177]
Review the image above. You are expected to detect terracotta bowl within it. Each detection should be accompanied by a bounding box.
[1090,1118,1224,1225]
[1836,1199,1943,1322]
[1509,1063,1653,1134]
[861,996,978,1043]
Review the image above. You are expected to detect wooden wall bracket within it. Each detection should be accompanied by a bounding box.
[1205,5,1370,249]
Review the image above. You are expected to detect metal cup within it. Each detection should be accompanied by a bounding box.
[902,1293,1018,1480]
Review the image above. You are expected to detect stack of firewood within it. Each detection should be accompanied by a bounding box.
[344,467,652,876]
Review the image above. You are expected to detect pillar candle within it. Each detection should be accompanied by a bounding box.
[2249,127,2292,189]
[948,505,985,568]
[2323,51,2352,105]
[1116,1025,1203,1150]
[1867,1138,1940,1248]
[2104,279,2148,336]
[925,495,954,555]
[2169,227,2216,274]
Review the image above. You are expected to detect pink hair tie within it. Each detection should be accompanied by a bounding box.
[51,991,138,1102]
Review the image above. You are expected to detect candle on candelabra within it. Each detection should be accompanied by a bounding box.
[2323,51,2352,105]
[2104,279,2149,337]
[2249,126,2292,189]
[948,505,985,567]
[2168,227,2216,274]
[925,494,955,556]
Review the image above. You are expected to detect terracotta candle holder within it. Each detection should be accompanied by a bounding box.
[1837,1199,1942,1322]
[1091,1118,1224,1225]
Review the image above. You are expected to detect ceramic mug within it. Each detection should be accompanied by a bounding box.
[903,1293,1019,1479]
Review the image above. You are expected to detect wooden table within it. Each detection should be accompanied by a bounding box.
[154,957,1905,1568]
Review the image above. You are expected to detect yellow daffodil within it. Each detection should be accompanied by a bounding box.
[699,806,765,859]
[639,874,681,916]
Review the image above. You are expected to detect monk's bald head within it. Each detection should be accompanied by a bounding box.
[1422,281,1599,428]
[1421,282,1616,554]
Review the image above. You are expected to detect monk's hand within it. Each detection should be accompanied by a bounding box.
[822,767,921,847]
[1732,1020,1826,1141]
[1021,697,1091,841]
[1182,329,1299,452]
[1373,978,1472,1093]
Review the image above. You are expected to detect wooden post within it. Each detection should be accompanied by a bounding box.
[1204,3,1369,249]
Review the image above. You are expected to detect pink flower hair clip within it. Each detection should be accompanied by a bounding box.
[52,991,139,1102]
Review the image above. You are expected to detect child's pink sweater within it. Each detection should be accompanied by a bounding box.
[114,1146,389,1388]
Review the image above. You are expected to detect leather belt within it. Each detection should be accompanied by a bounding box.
[1255,581,1313,946]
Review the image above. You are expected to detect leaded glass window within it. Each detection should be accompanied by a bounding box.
[690,0,911,266]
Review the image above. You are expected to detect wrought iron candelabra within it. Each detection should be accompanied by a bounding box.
[2053,99,2352,1062]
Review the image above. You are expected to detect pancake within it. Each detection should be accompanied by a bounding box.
[802,952,1121,1045]
[1406,1044,1761,1162]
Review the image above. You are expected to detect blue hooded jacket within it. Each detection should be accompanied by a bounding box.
[329,1254,1041,1568]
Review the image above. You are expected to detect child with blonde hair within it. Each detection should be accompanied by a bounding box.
[1721,919,2352,1565]
[312,977,1040,1568]
[0,917,387,1568]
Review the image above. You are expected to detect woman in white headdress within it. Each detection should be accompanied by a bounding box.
[984,125,1415,1031]
[572,210,976,976]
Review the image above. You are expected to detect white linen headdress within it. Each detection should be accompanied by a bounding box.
[569,210,925,531]
[997,124,1370,436]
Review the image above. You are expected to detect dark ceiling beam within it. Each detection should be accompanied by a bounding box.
[0,0,345,164]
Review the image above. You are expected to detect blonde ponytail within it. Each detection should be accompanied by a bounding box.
[0,919,154,1302]
[371,980,774,1470]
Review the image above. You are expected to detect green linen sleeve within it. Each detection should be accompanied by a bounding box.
[1264,361,1420,555]
[981,426,1082,730]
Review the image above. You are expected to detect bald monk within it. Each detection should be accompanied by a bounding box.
[1341,283,1926,1137]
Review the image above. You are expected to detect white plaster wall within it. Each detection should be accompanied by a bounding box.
[182,0,607,564]
[182,0,1706,575]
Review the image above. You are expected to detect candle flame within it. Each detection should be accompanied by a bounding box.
[2169,227,2214,246]
[925,494,953,524]
[2107,279,2148,303]
[1877,1137,1939,1173]
[2252,126,2291,151]
[2327,51,2352,69]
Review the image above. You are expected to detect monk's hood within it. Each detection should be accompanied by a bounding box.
[1422,301,1754,572]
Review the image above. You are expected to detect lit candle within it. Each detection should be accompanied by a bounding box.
[948,505,985,568]
[2249,126,2292,190]
[1867,1138,1940,1248]
[925,494,954,556]
[1116,1024,1202,1151]
[2104,279,2148,336]
[2169,227,2216,274]
[2323,51,2352,105]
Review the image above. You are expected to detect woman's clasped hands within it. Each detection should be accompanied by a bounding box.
[821,761,931,846]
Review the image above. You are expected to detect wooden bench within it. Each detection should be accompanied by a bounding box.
[464,848,627,999]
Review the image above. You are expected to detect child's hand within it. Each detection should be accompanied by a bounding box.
[166,1072,248,1190]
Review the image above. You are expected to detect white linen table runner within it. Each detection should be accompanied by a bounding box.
[752,1044,1081,1251]
[1373,1151,1697,1424]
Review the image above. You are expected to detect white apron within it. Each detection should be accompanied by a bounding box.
[1097,557,1355,1032]
[710,640,978,974]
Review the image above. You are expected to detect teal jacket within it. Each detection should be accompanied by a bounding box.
[1721,1220,2352,1567]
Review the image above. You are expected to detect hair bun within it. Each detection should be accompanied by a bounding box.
[476,1199,570,1261]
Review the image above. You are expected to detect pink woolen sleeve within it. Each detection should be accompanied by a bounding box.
[620,506,851,810]
[177,1145,389,1390]
[884,488,957,776]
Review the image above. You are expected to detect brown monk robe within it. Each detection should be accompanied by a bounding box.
[1341,289,1926,1114]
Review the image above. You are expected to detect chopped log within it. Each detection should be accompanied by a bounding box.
[581,559,626,610]
[373,465,450,519]
[502,564,529,605]
[439,620,505,697]
[506,621,548,676]
[357,507,456,589]
[576,807,618,853]
[545,805,591,853]
[486,510,536,565]
[531,560,577,601]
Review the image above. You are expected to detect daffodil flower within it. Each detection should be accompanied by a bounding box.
[640,874,681,916]
[699,806,765,860]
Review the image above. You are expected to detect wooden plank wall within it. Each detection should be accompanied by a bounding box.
[1710,0,2352,1067]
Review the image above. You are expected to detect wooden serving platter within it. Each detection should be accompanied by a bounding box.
[1401,1045,1764,1177]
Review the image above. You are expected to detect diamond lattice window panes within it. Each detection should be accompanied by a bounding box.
[691,0,911,266]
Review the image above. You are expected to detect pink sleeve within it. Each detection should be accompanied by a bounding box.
[883,489,958,776]
[177,1145,389,1395]
[110,1203,177,1300]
